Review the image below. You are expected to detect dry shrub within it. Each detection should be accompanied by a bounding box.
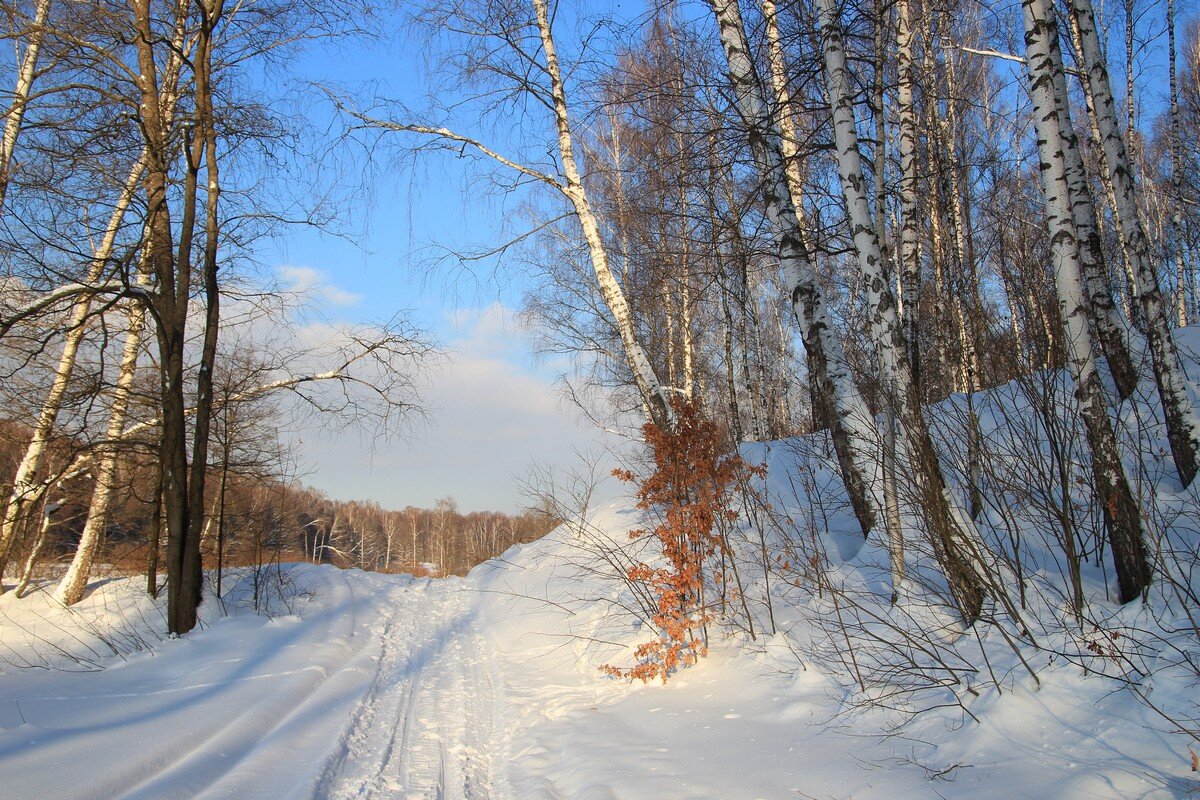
[604,399,765,683]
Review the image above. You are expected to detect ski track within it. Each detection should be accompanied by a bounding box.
[0,572,517,800]
[318,579,513,800]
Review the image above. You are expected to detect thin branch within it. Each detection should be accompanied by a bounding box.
[340,106,566,193]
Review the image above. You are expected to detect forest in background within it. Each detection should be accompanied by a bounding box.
[0,416,557,590]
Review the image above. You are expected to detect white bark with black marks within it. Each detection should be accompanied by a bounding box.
[55,293,148,606]
[1068,0,1200,488]
[0,0,52,209]
[708,0,879,537]
[0,157,145,586]
[816,0,990,623]
[1022,0,1150,603]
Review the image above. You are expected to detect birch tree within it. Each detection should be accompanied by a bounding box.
[1021,0,1150,603]
[814,0,987,622]
[349,0,673,431]
[0,0,51,209]
[1067,0,1200,489]
[54,281,147,605]
[706,0,880,538]
[0,160,143,586]
[0,0,195,589]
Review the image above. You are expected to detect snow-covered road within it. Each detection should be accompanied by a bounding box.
[0,572,520,800]
[315,579,511,800]
[1,510,1190,800]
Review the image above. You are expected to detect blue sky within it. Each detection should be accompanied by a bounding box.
[262,208,624,513]
[247,11,627,514]
[256,150,622,513]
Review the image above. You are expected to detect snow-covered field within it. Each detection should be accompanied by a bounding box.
[0,499,1194,800]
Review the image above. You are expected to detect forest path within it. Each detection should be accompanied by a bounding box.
[315,578,513,800]
[0,568,518,800]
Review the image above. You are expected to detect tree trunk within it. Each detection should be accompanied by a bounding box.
[147,463,163,597]
[760,0,816,250]
[15,495,55,599]
[1068,0,1200,488]
[1022,0,1151,603]
[817,0,988,623]
[55,294,148,606]
[531,0,673,431]
[710,0,879,538]
[1045,7,1141,404]
[0,157,144,586]
[0,0,52,209]
[131,0,197,634]
[182,0,225,626]
[1168,0,1189,327]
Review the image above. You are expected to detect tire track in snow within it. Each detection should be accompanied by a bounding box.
[312,579,428,798]
[320,581,513,800]
[109,570,393,800]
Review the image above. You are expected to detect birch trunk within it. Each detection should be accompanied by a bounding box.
[897,0,922,386]
[55,296,148,606]
[530,0,672,430]
[1022,0,1150,603]
[817,0,987,622]
[0,0,52,209]
[0,157,144,585]
[722,290,744,442]
[678,149,695,399]
[891,0,920,591]
[1124,0,1136,154]
[15,496,55,599]
[760,0,815,247]
[710,0,879,538]
[922,14,953,395]
[939,46,986,520]
[875,0,904,595]
[1168,0,1188,327]
[1044,9,1141,403]
[1066,15,1137,302]
[1068,0,1200,487]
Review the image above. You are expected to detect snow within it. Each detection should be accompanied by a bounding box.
[0,536,1190,799]
[4,347,1200,798]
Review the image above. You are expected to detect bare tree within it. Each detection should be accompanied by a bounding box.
[1067,0,1200,489]
[706,0,880,539]
[1021,0,1150,603]
[342,0,673,432]
[813,0,989,623]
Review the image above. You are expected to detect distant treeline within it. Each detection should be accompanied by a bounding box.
[0,420,558,590]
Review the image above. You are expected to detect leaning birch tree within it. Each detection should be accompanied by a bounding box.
[814,0,988,622]
[706,0,880,539]
[1067,0,1200,488]
[1021,0,1150,603]
[0,160,143,586]
[348,0,673,431]
[0,0,52,209]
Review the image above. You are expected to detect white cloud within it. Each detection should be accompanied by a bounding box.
[288,303,619,513]
[279,265,363,308]
[443,303,529,361]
